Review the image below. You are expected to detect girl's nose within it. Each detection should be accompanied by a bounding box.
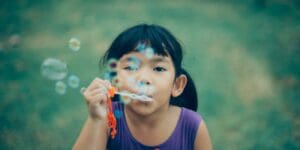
[135,70,152,86]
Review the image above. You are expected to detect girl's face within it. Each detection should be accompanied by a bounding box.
[116,51,176,115]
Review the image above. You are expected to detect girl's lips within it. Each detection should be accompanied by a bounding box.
[128,89,153,98]
[116,91,153,102]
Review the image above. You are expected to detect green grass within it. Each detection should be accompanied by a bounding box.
[1,0,299,149]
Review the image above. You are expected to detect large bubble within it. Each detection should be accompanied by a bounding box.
[55,81,67,95]
[69,37,81,51]
[41,58,68,80]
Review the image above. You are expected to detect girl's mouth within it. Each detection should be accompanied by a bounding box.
[115,91,153,102]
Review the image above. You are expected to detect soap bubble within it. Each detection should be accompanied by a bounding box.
[112,77,122,88]
[107,58,118,71]
[68,74,80,88]
[41,58,68,80]
[142,47,154,59]
[9,34,21,47]
[128,56,141,70]
[103,71,117,81]
[55,81,66,95]
[114,110,123,119]
[136,42,146,51]
[119,92,132,105]
[69,37,80,51]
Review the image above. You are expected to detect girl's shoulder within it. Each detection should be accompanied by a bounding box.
[177,106,202,129]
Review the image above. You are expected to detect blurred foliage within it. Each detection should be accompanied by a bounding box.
[0,0,299,149]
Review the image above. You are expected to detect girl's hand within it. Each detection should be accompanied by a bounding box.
[83,78,111,121]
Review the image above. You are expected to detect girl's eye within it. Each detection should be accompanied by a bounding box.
[153,66,166,72]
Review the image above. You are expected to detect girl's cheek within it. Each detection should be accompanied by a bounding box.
[116,73,131,90]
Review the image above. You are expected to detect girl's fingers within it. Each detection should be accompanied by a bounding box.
[83,78,111,98]
[88,93,108,118]
[83,77,113,120]
[86,78,109,91]
[86,87,108,97]
[103,80,112,88]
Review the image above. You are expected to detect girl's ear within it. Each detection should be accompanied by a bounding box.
[172,74,187,97]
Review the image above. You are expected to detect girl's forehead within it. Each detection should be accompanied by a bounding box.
[119,51,172,64]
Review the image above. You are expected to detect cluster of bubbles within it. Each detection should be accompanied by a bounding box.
[40,37,81,95]
[103,42,156,105]
[41,38,156,105]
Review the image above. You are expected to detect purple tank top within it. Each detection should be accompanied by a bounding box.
[107,102,202,150]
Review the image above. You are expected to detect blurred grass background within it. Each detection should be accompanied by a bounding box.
[1,0,299,149]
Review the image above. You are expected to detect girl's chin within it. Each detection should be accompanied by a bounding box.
[127,101,155,115]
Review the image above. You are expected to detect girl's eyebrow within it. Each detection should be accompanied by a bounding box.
[119,55,171,64]
[150,57,170,63]
[119,56,139,63]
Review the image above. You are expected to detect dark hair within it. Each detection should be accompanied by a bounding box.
[100,24,198,111]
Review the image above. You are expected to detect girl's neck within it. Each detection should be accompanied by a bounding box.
[124,104,171,129]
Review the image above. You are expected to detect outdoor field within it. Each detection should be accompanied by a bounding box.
[0,0,299,149]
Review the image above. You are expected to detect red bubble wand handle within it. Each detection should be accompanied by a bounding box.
[107,87,117,139]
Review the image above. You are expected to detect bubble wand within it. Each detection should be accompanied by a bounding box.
[106,86,153,139]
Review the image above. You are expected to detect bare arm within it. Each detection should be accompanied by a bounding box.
[73,78,112,150]
[73,117,109,150]
[194,120,213,150]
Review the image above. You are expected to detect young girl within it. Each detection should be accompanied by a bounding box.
[73,24,212,150]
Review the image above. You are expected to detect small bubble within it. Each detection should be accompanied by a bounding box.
[103,72,111,80]
[109,71,117,78]
[9,34,21,47]
[114,110,123,119]
[102,71,117,81]
[68,74,80,88]
[107,58,118,71]
[120,92,132,104]
[112,77,122,88]
[69,37,81,51]
[128,56,141,70]
[143,47,154,59]
[55,81,66,95]
[41,58,68,80]
[136,42,146,51]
